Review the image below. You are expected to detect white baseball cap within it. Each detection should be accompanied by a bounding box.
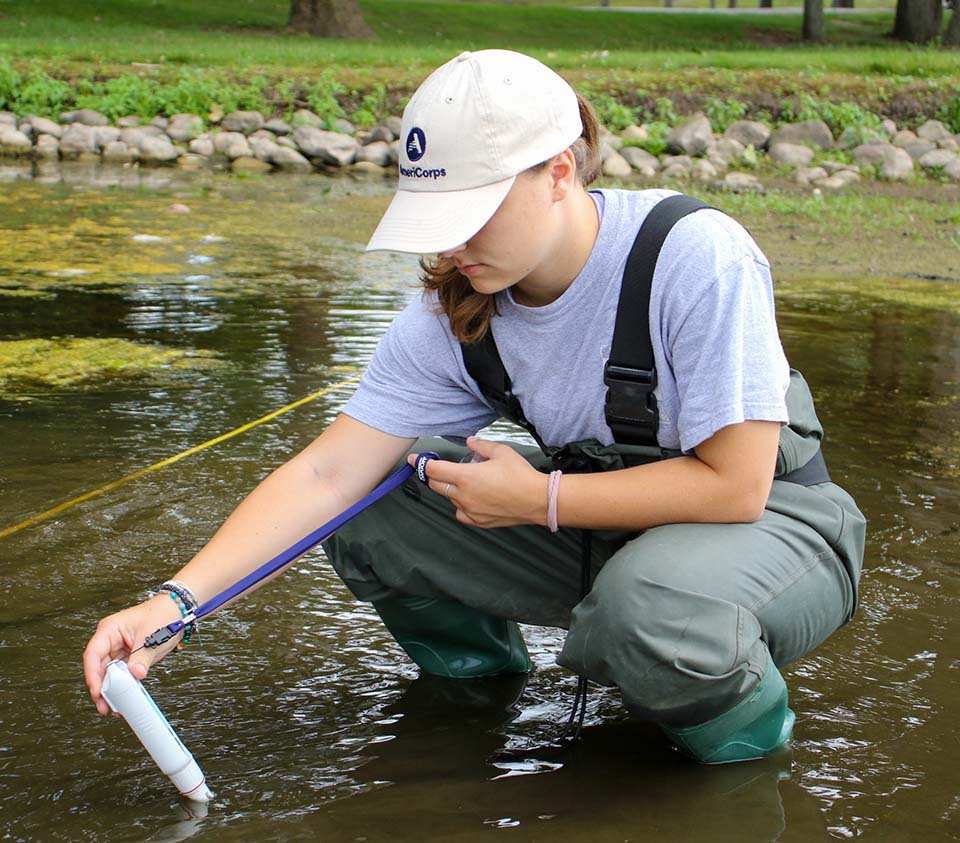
[366,49,582,254]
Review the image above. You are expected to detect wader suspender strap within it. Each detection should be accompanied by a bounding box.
[461,193,711,454]
[605,194,712,446]
[460,193,831,485]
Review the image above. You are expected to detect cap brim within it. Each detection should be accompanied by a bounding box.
[365,176,516,254]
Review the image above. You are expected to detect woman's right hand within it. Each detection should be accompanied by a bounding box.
[83,594,184,715]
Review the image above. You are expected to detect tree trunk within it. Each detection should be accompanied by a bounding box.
[944,0,960,45]
[760,0,773,8]
[803,0,825,40]
[892,0,943,43]
[833,0,855,7]
[288,0,375,39]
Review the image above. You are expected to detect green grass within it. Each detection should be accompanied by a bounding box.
[1,0,957,78]
[1,0,957,125]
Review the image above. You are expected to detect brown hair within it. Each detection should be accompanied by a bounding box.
[419,93,602,345]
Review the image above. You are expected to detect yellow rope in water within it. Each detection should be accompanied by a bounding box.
[0,373,362,540]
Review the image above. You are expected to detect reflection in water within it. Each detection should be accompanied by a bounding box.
[0,170,958,842]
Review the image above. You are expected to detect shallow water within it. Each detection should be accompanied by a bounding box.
[1,165,958,842]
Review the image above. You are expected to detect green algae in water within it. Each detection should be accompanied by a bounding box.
[0,337,223,396]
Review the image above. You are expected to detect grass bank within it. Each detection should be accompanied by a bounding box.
[1,1,958,127]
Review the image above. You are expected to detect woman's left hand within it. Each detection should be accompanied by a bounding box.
[409,437,548,528]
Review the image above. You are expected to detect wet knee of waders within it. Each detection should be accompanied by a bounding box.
[372,595,532,679]
[660,662,795,765]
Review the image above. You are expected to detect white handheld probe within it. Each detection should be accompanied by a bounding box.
[101,660,214,802]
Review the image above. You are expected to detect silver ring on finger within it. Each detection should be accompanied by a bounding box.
[444,482,452,497]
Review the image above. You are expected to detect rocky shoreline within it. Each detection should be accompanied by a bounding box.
[1,107,959,191]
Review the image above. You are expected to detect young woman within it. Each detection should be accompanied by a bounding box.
[84,50,865,764]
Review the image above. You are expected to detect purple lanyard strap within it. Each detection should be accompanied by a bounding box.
[143,452,440,649]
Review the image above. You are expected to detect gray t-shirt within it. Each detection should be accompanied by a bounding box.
[343,188,790,453]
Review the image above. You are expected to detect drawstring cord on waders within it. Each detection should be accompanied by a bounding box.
[132,452,441,655]
[561,528,593,743]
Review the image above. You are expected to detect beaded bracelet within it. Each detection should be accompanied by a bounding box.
[165,591,196,648]
[159,580,199,613]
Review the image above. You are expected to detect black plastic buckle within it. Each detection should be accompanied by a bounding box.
[551,444,597,474]
[603,363,659,447]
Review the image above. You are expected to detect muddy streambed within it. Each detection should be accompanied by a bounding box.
[0,165,958,842]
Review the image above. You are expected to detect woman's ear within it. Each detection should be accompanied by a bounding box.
[548,149,578,201]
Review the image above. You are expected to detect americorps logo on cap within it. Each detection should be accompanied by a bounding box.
[406,127,426,162]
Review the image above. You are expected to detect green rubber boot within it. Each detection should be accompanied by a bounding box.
[661,664,795,764]
[372,595,533,678]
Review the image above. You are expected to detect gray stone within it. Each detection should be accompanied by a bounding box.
[723,171,763,192]
[724,120,770,150]
[852,143,914,180]
[918,149,959,170]
[881,148,914,181]
[601,151,632,177]
[691,159,718,181]
[188,137,215,157]
[881,118,897,138]
[276,135,300,151]
[231,156,272,174]
[769,119,833,150]
[138,135,181,164]
[0,112,17,126]
[120,126,165,147]
[706,137,745,166]
[117,116,142,128]
[332,118,355,135]
[768,141,814,167]
[384,116,403,137]
[270,146,312,172]
[149,116,169,130]
[365,125,395,144]
[661,162,691,180]
[59,124,99,157]
[916,119,952,144]
[891,129,917,148]
[621,124,648,142]
[29,116,62,138]
[166,114,205,142]
[94,127,121,148]
[213,131,247,154]
[264,118,292,136]
[796,166,828,186]
[388,139,400,165]
[943,158,960,182]
[665,112,713,156]
[102,140,135,163]
[0,126,33,156]
[221,111,264,134]
[249,129,276,143]
[249,137,281,162]
[904,140,938,161]
[817,174,850,191]
[34,134,60,160]
[833,169,861,185]
[356,140,392,167]
[292,126,358,166]
[821,160,859,175]
[17,122,34,142]
[938,137,958,152]
[291,109,323,129]
[621,146,660,172]
[660,155,693,171]
[223,137,254,160]
[62,109,109,127]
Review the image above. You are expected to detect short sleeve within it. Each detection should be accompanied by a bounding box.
[342,296,498,438]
